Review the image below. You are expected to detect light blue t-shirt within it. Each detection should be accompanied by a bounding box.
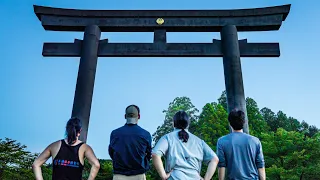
[152,129,216,180]
[216,132,265,180]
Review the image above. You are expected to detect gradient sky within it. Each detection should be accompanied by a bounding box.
[1,0,319,160]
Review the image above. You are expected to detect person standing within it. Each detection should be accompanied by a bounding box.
[152,110,219,180]
[109,105,152,180]
[217,109,266,180]
[32,117,100,180]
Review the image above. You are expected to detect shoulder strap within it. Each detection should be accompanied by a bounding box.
[77,142,84,147]
[74,142,85,152]
[61,139,66,146]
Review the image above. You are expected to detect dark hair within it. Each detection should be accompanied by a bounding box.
[126,105,140,114]
[66,117,82,145]
[173,110,190,143]
[228,109,245,130]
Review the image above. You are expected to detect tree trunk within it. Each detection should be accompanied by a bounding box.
[0,168,4,179]
[300,172,304,180]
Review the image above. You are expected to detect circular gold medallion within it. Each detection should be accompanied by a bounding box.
[156,18,164,25]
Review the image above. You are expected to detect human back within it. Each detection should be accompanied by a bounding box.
[32,117,100,180]
[109,123,151,175]
[217,109,265,180]
[152,110,219,180]
[217,132,263,179]
[109,105,152,179]
[160,129,217,179]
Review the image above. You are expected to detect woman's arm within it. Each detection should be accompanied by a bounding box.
[84,145,100,180]
[32,145,52,180]
[152,154,171,180]
[203,156,219,180]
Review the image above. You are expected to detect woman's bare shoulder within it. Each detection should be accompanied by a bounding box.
[48,140,62,149]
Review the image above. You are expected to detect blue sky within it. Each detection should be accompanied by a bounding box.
[1,0,319,160]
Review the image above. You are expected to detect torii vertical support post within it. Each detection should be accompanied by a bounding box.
[71,25,101,142]
[221,25,249,134]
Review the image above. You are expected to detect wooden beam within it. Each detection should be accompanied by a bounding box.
[34,4,291,32]
[40,14,284,32]
[42,41,280,57]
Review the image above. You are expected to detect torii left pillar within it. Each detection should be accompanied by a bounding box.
[71,25,101,142]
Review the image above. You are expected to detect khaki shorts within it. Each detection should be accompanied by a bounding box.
[113,174,146,180]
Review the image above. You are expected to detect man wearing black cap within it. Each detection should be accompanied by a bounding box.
[108,105,152,180]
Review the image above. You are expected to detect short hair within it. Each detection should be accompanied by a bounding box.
[228,109,245,130]
[125,105,140,114]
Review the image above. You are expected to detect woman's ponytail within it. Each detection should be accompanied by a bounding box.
[66,117,82,145]
[178,129,189,142]
[173,110,191,143]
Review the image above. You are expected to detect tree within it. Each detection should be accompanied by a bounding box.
[287,117,301,132]
[82,159,114,180]
[308,125,319,137]
[276,111,290,131]
[299,121,319,138]
[95,159,113,179]
[246,98,269,138]
[260,107,278,132]
[261,129,320,180]
[218,90,228,112]
[152,97,199,144]
[0,138,37,179]
[194,102,229,148]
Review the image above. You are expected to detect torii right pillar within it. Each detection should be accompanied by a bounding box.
[221,25,249,134]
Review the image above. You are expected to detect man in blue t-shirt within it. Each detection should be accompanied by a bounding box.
[216,109,266,180]
[108,105,152,180]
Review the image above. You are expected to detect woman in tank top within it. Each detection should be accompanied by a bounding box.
[32,117,100,180]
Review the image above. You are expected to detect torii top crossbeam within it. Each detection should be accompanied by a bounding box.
[34,4,290,32]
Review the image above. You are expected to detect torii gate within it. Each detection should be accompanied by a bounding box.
[34,4,290,142]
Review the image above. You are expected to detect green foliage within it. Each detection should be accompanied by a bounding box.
[82,159,113,179]
[194,102,229,148]
[261,129,320,180]
[96,159,113,179]
[146,160,162,180]
[246,98,270,138]
[0,138,39,180]
[217,91,228,111]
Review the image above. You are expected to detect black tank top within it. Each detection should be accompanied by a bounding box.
[52,140,84,180]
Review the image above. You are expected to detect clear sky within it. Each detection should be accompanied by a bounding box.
[1,0,319,160]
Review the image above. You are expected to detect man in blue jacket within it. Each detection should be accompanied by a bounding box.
[109,105,152,180]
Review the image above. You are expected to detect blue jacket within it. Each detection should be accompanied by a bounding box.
[109,124,152,175]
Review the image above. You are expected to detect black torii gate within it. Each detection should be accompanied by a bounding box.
[34,4,290,142]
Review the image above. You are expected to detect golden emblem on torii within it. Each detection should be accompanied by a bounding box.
[156,18,164,25]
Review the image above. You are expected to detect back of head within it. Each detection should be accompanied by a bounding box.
[173,110,190,143]
[125,105,140,124]
[228,109,245,131]
[66,117,82,145]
